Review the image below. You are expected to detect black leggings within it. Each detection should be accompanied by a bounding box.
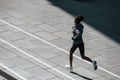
[70,43,84,55]
[70,43,92,62]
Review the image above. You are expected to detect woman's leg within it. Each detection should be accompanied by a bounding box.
[79,43,93,63]
[79,43,98,70]
[69,44,78,68]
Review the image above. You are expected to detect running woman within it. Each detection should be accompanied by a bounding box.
[66,16,97,72]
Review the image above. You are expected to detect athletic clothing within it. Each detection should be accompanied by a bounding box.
[72,23,84,44]
[70,43,84,55]
[71,23,84,53]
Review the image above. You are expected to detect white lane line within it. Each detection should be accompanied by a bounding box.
[0,19,120,79]
[0,38,75,80]
[0,63,27,80]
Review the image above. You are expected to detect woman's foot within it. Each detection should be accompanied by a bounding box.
[66,64,73,72]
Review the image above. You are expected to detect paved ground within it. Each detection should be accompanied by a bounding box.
[0,0,120,80]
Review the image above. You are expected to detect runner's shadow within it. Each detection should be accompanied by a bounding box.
[70,71,92,80]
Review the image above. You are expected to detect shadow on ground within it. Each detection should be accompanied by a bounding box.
[47,0,120,43]
[71,71,92,80]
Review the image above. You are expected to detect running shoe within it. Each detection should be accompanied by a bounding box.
[66,64,73,72]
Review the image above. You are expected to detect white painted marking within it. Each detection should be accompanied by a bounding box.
[0,38,75,80]
[0,19,120,79]
[0,63,27,80]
